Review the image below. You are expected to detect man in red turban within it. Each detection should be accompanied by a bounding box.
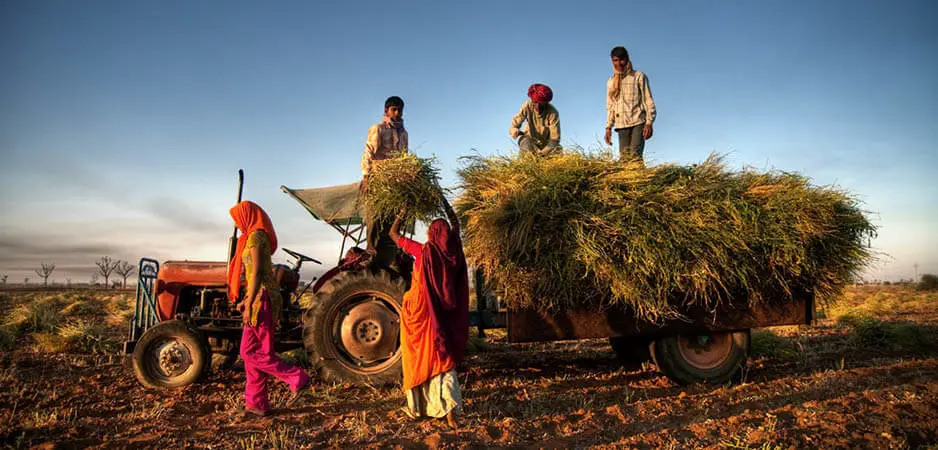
[509,83,561,156]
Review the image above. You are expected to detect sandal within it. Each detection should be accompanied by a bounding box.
[241,407,268,418]
[285,383,315,408]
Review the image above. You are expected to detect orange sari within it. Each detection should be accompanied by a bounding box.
[397,218,470,391]
[399,237,456,391]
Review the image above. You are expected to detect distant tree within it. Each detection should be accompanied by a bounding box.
[918,273,938,291]
[95,256,120,289]
[35,262,56,287]
[24,277,29,286]
[66,278,72,289]
[111,280,121,289]
[115,260,136,289]
[90,273,100,287]
[1,274,7,285]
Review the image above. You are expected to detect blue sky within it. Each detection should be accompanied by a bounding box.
[1,0,936,284]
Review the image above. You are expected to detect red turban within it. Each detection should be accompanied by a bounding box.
[527,83,553,104]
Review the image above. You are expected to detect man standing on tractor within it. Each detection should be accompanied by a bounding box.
[509,83,561,156]
[360,96,409,267]
[604,46,657,162]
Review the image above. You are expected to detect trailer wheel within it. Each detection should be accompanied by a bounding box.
[132,320,211,389]
[303,270,406,385]
[651,330,750,385]
[609,337,652,364]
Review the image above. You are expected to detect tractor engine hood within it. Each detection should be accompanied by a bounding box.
[159,261,228,286]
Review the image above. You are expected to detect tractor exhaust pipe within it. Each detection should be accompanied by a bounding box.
[226,169,245,275]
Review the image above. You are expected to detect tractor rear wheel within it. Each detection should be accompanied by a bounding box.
[132,320,211,389]
[303,270,406,385]
[650,330,750,385]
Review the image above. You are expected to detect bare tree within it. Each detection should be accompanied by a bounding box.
[1,274,7,285]
[35,262,56,287]
[90,273,100,286]
[95,256,120,289]
[115,260,137,289]
[24,277,29,286]
[66,278,72,289]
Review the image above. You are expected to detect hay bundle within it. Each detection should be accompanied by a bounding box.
[362,154,447,223]
[456,151,876,322]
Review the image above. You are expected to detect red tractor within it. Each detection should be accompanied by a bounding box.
[124,173,411,388]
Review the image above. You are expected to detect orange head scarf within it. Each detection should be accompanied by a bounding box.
[227,201,278,302]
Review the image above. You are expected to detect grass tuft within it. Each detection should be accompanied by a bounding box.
[836,313,931,350]
[5,297,65,335]
[280,348,311,368]
[31,319,114,354]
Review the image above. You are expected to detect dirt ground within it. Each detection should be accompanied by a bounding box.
[1,285,937,449]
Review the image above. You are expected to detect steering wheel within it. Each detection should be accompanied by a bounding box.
[281,247,321,265]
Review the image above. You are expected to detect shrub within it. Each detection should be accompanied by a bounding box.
[750,329,800,360]
[837,313,930,350]
[918,273,938,291]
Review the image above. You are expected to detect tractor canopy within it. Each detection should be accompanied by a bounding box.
[281,182,367,258]
[281,182,363,225]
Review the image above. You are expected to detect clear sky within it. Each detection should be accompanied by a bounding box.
[1,0,936,285]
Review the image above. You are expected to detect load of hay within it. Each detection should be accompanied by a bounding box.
[361,154,448,223]
[456,151,876,322]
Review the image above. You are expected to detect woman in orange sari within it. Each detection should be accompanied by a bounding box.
[389,202,469,429]
[228,201,312,417]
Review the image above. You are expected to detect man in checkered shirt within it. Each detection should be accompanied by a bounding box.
[604,46,657,162]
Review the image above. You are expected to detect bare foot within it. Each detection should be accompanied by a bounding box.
[400,406,417,420]
[446,411,459,430]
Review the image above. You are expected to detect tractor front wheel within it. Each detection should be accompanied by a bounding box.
[132,320,211,389]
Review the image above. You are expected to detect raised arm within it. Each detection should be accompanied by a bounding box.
[389,213,404,246]
[443,199,460,236]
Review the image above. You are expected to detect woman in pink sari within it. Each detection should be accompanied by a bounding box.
[228,201,312,416]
